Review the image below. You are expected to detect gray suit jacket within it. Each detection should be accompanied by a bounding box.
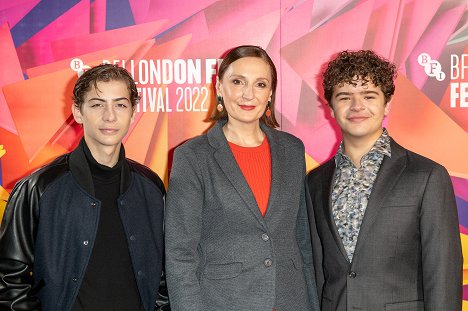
[306,138,462,311]
[165,121,319,311]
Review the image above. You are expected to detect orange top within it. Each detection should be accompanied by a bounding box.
[228,137,272,217]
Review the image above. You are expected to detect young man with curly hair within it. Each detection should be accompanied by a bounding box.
[0,64,168,311]
[306,50,462,310]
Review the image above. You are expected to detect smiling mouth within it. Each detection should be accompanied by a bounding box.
[100,129,118,134]
[239,105,256,111]
[348,116,368,122]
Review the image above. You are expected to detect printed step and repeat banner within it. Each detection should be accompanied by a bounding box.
[0,0,467,305]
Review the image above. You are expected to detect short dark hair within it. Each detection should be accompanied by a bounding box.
[72,64,140,110]
[322,50,397,106]
[212,45,279,128]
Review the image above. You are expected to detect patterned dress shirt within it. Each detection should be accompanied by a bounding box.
[332,129,391,262]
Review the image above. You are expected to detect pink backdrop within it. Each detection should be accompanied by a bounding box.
[0,0,467,305]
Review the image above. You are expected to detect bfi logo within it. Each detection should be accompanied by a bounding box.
[418,53,467,108]
[70,58,91,77]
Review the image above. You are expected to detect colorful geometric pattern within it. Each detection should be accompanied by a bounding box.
[0,0,466,305]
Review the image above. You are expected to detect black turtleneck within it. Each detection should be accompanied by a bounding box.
[72,141,143,311]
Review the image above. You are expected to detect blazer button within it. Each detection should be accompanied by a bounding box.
[130,235,136,241]
[83,240,89,246]
[120,199,126,206]
[72,277,78,282]
[264,259,272,267]
[348,271,357,278]
[261,233,270,241]
[90,202,96,208]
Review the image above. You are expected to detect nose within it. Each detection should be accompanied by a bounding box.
[242,84,254,100]
[103,105,117,122]
[349,97,365,111]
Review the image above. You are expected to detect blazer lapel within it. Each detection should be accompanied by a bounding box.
[261,125,283,222]
[321,159,349,261]
[352,139,407,260]
[208,121,265,225]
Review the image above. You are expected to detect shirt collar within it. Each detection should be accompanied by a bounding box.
[335,128,391,167]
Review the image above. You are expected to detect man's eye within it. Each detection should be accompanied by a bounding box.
[232,79,242,85]
[116,103,128,108]
[257,82,267,88]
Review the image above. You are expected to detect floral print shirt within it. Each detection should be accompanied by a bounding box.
[332,129,391,262]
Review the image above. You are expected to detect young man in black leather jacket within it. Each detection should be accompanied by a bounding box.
[0,64,169,311]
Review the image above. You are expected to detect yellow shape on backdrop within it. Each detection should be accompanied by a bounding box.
[305,153,319,173]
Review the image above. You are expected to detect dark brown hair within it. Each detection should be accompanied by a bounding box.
[212,45,279,128]
[72,63,140,110]
[323,50,397,106]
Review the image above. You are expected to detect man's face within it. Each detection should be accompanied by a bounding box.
[330,79,390,144]
[72,80,135,155]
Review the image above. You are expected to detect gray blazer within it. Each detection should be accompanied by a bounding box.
[165,121,319,311]
[306,138,462,311]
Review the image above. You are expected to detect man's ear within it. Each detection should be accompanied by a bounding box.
[72,104,83,124]
[384,98,392,116]
[329,104,336,119]
[131,105,136,123]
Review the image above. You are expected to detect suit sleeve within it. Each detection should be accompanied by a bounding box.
[0,178,41,310]
[165,147,203,311]
[420,164,462,310]
[296,169,320,311]
[304,174,324,305]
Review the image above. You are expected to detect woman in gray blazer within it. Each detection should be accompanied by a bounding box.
[165,45,319,311]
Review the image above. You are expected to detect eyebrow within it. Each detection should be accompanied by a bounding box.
[88,97,130,102]
[229,74,270,82]
[334,90,380,97]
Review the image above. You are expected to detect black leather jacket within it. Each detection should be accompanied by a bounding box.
[0,141,169,310]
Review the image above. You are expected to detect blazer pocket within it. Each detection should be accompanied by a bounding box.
[385,300,424,311]
[382,195,419,208]
[203,262,242,280]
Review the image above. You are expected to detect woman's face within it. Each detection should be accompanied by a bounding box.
[217,57,273,128]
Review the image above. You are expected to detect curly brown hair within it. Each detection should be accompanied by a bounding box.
[72,64,140,110]
[212,45,279,128]
[323,50,397,106]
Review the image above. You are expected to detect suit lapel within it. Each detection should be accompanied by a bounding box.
[208,121,265,225]
[321,159,349,261]
[262,125,283,222]
[352,140,407,261]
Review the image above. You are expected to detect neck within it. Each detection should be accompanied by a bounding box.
[342,129,383,168]
[223,120,264,147]
[85,139,121,167]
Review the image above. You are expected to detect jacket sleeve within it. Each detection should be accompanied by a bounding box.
[304,174,324,306]
[420,164,462,309]
[296,171,320,311]
[0,178,41,310]
[164,147,203,311]
[155,265,170,310]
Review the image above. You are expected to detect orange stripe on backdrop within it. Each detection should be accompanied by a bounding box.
[388,75,468,179]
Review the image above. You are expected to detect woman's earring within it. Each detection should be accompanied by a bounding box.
[265,101,271,117]
[217,96,224,112]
